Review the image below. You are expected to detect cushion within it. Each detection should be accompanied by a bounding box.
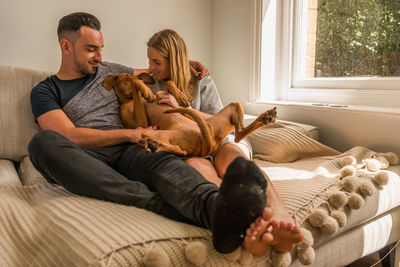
[0,160,21,185]
[244,121,339,163]
[244,114,320,141]
[18,156,47,185]
[0,65,51,162]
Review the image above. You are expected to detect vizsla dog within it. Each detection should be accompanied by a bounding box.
[103,73,277,156]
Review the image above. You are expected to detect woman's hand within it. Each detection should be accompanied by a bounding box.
[189,60,209,78]
[156,91,180,108]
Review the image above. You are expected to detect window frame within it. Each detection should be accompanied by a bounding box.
[251,0,400,108]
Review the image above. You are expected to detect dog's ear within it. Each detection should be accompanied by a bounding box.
[137,73,155,84]
[103,75,116,90]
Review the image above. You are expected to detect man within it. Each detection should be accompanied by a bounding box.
[28,12,269,254]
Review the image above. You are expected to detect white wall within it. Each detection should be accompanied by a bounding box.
[0,0,211,72]
[210,0,253,105]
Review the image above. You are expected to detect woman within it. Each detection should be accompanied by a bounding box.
[146,29,304,256]
[146,29,252,185]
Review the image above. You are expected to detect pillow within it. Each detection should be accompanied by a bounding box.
[244,115,320,140]
[243,116,339,163]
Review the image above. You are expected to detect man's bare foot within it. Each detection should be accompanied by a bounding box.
[243,207,274,256]
[269,220,304,253]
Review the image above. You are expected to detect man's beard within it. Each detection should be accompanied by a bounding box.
[74,58,97,76]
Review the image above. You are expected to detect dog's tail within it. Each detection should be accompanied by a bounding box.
[164,107,213,155]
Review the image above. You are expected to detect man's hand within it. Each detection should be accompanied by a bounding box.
[155,91,180,108]
[129,126,159,143]
[189,60,209,78]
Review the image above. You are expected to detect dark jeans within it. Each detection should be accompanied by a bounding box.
[28,130,219,229]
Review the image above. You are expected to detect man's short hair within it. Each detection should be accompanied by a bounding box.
[57,12,101,40]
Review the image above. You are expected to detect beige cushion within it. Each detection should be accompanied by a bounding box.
[0,65,51,162]
[0,159,21,185]
[245,121,339,163]
[244,115,320,140]
[18,156,47,185]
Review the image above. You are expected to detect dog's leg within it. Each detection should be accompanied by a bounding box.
[206,103,277,144]
[165,80,190,107]
[138,136,188,156]
[131,84,151,128]
[231,105,277,142]
[133,79,156,103]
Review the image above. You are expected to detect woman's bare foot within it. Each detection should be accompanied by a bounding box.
[243,207,274,256]
[269,220,304,253]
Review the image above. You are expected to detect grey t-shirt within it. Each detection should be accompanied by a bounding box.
[31,61,133,130]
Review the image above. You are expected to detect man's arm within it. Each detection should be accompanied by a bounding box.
[37,109,153,147]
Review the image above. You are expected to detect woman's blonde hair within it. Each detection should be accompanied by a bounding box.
[147,29,194,102]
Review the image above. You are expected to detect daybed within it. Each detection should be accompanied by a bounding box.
[0,65,399,266]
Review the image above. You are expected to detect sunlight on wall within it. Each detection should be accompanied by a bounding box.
[260,0,277,101]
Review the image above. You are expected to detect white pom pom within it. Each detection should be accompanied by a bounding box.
[271,250,291,267]
[223,246,241,261]
[372,171,390,186]
[296,228,314,250]
[385,152,399,165]
[363,158,381,172]
[340,156,356,167]
[238,249,254,265]
[341,176,360,192]
[143,247,171,267]
[297,246,315,265]
[330,210,347,227]
[374,156,389,169]
[347,193,365,210]
[185,241,208,266]
[320,216,339,235]
[329,192,348,208]
[340,166,357,178]
[359,180,376,197]
[309,209,329,227]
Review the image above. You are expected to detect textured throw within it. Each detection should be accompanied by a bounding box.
[0,183,271,266]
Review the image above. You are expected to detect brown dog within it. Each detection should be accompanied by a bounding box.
[103,73,277,156]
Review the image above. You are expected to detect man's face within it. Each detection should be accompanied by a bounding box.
[70,26,104,76]
[147,46,170,81]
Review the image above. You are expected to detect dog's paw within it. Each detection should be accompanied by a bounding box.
[267,107,277,122]
[256,107,277,125]
[138,138,159,152]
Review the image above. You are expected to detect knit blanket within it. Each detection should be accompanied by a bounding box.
[1,123,399,267]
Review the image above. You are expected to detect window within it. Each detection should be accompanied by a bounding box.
[256,0,400,108]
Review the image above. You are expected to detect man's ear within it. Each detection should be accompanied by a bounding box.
[137,72,155,84]
[103,75,116,90]
[60,39,72,55]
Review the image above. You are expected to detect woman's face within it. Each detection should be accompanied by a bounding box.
[147,46,170,81]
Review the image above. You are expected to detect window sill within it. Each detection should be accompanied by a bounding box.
[247,100,400,117]
[284,87,400,109]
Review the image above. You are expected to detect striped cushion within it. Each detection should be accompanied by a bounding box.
[247,122,339,162]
